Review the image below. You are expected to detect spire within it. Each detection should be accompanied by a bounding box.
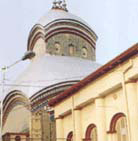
[62,0,67,10]
[52,0,68,11]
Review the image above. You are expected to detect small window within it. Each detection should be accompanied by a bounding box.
[15,136,21,141]
[55,42,61,54]
[69,44,75,56]
[82,47,88,58]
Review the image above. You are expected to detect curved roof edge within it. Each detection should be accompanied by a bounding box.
[49,43,138,106]
[27,8,98,51]
[30,80,79,100]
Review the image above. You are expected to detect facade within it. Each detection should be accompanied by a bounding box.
[49,44,138,141]
[1,1,100,141]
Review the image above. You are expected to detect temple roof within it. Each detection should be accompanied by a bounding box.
[37,8,91,28]
[7,55,100,98]
[48,43,138,106]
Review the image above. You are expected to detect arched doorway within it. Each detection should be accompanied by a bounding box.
[85,124,97,141]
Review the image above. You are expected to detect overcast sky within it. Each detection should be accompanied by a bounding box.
[0,0,138,81]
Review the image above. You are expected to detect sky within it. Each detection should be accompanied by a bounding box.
[0,0,138,82]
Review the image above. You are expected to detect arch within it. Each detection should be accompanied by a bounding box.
[55,42,62,54]
[67,131,73,141]
[69,44,75,56]
[82,47,88,58]
[45,28,95,48]
[3,90,28,108]
[15,136,21,141]
[108,112,126,133]
[27,24,45,51]
[29,33,45,51]
[2,90,29,127]
[85,124,97,141]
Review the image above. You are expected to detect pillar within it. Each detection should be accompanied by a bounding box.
[112,133,117,141]
[95,98,107,141]
[125,82,138,141]
[107,133,117,141]
[30,111,42,141]
[56,118,64,141]
[74,109,81,141]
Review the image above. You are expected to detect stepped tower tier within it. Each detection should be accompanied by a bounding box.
[2,2,100,137]
[27,2,98,60]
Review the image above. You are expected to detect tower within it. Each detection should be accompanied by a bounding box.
[28,0,97,61]
[2,1,100,141]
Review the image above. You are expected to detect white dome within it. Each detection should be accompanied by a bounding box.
[38,9,90,27]
[9,55,100,98]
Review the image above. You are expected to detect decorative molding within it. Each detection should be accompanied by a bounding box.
[27,24,45,50]
[85,124,96,140]
[31,81,78,100]
[28,20,97,51]
[67,131,73,141]
[43,19,97,40]
[29,32,45,51]
[44,21,97,43]
[3,91,29,127]
[49,43,138,106]
[45,28,95,49]
[58,109,72,118]
[31,81,78,112]
[107,112,125,134]
[126,78,138,84]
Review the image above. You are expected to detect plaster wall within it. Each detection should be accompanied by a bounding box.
[46,33,95,60]
[55,55,138,115]
[54,54,138,141]
[62,114,73,138]
[3,105,30,134]
[32,38,46,60]
[80,103,96,139]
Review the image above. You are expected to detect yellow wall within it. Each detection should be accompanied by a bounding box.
[54,55,138,141]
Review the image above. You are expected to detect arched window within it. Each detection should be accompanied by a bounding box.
[67,131,73,141]
[85,124,97,141]
[82,47,88,58]
[108,113,128,141]
[15,136,21,141]
[55,42,61,54]
[69,44,75,56]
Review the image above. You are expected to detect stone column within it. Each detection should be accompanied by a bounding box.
[30,111,42,141]
[107,132,117,141]
[125,81,138,141]
[74,109,82,141]
[56,118,64,141]
[95,98,107,141]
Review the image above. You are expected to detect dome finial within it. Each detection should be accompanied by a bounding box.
[62,0,67,11]
[52,0,68,11]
